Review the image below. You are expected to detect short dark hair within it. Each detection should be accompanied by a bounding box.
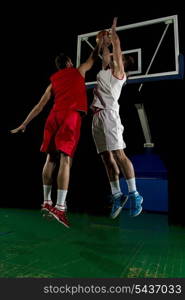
[123,55,135,73]
[55,53,69,70]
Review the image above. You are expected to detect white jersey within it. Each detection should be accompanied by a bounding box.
[91,69,126,112]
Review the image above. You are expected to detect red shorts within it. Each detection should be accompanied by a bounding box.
[40,110,82,157]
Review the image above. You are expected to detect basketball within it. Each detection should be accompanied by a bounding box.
[96,30,111,46]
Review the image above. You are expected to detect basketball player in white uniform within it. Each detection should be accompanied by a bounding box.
[91,17,143,218]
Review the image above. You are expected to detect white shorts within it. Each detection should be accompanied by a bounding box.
[92,109,126,154]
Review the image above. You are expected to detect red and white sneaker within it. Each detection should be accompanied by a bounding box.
[41,203,53,217]
[49,207,70,228]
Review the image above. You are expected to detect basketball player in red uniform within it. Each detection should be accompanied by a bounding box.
[11,40,103,228]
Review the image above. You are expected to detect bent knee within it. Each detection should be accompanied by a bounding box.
[101,152,113,165]
[101,152,120,175]
[113,149,127,162]
[60,153,71,166]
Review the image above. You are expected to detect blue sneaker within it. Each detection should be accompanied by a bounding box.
[129,191,143,217]
[110,193,128,219]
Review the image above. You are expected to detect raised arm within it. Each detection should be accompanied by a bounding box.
[78,38,103,78]
[102,44,111,70]
[11,84,52,134]
[111,17,125,79]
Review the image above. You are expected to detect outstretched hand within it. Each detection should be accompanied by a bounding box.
[112,17,118,29]
[109,17,119,44]
[10,124,26,134]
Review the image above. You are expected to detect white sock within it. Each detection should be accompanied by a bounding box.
[56,189,68,211]
[126,178,137,193]
[43,185,52,205]
[110,180,121,195]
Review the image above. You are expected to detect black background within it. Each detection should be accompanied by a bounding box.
[1,3,185,225]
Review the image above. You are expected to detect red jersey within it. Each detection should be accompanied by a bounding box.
[50,68,88,113]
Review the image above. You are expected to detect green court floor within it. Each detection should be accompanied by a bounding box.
[0,208,185,278]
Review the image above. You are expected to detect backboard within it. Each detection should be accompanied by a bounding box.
[76,15,183,88]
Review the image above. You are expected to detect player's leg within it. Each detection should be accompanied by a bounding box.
[112,149,136,187]
[48,110,81,227]
[101,151,128,219]
[56,152,72,209]
[112,149,143,217]
[49,152,71,228]
[41,152,57,213]
[101,151,121,195]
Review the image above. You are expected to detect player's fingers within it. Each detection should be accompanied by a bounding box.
[113,17,118,27]
[10,129,17,134]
